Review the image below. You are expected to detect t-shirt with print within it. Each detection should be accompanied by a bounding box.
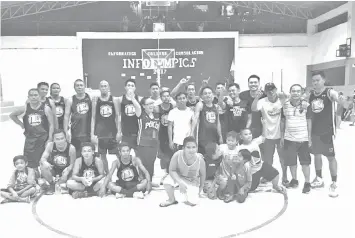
[237,136,264,174]
[217,144,240,178]
[167,107,194,146]
[257,97,282,139]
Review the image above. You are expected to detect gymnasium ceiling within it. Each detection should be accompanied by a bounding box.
[0,1,348,35]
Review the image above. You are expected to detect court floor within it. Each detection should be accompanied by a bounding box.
[0,120,354,238]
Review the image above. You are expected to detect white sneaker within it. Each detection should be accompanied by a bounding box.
[115,193,125,199]
[133,191,145,199]
[329,183,339,198]
[310,176,324,188]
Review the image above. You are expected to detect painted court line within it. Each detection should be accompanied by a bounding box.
[32,191,288,238]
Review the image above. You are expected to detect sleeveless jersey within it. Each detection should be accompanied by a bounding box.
[309,88,335,136]
[78,157,99,179]
[49,142,70,171]
[70,93,92,138]
[186,97,199,111]
[226,99,249,133]
[23,102,49,137]
[121,95,139,136]
[198,103,219,144]
[176,150,202,186]
[14,168,29,191]
[116,156,139,183]
[95,95,117,138]
[158,103,173,141]
[44,97,52,109]
[51,96,65,129]
[137,111,160,147]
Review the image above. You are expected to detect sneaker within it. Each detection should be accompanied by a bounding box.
[311,176,324,188]
[72,191,88,199]
[115,193,126,199]
[282,179,290,187]
[302,182,311,194]
[133,191,145,199]
[286,179,299,188]
[329,183,338,198]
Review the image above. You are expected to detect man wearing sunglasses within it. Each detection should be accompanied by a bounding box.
[280,84,312,193]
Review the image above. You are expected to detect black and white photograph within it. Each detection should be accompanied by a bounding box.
[0,0,354,238]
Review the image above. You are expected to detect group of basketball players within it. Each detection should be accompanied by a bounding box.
[1,71,354,205]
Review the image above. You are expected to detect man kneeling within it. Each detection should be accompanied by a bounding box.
[160,137,206,207]
[66,142,105,199]
[40,129,76,195]
[99,143,151,199]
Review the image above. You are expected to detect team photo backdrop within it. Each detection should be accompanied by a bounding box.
[82,37,235,96]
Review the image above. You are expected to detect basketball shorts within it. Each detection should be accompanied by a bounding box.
[50,166,72,179]
[115,180,140,190]
[250,162,279,191]
[163,175,200,205]
[98,138,118,155]
[311,132,335,157]
[121,135,138,150]
[71,136,90,157]
[24,135,48,168]
[283,140,311,166]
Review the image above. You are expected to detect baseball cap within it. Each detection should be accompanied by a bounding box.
[264,83,277,92]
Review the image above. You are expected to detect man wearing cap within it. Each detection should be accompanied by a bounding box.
[251,83,288,185]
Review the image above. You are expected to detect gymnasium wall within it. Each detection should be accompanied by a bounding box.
[1,34,310,105]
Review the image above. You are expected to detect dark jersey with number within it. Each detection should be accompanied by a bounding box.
[78,157,99,179]
[226,99,250,133]
[23,102,49,137]
[70,93,92,138]
[49,142,70,172]
[137,111,160,147]
[116,156,139,183]
[44,97,52,109]
[198,103,219,145]
[309,88,335,136]
[121,95,139,136]
[158,103,173,142]
[51,96,65,129]
[95,95,117,138]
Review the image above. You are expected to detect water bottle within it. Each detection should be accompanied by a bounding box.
[55,175,61,195]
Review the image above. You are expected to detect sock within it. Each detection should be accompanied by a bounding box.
[316,170,322,178]
[331,175,337,182]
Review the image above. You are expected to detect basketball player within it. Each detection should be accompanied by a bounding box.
[64,79,92,157]
[168,92,195,151]
[135,97,160,182]
[37,82,58,129]
[156,89,175,183]
[91,80,120,173]
[171,78,199,111]
[150,82,161,106]
[193,86,223,155]
[10,88,54,171]
[280,84,312,193]
[239,75,266,138]
[49,83,66,130]
[214,82,228,142]
[117,79,142,149]
[40,129,76,195]
[66,142,105,199]
[160,137,206,207]
[99,143,151,198]
[309,71,344,197]
[219,83,251,133]
[251,83,288,185]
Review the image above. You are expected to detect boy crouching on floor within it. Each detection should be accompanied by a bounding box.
[0,155,37,204]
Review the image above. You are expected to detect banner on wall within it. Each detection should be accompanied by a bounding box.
[82,38,235,96]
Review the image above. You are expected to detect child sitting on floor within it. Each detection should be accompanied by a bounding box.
[202,142,222,195]
[0,155,37,204]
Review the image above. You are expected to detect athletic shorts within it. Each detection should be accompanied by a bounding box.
[283,140,311,166]
[24,135,48,168]
[250,162,279,191]
[98,138,118,155]
[50,167,72,179]
[163,175,200,205]
[71,136,90,157]
[122,135,137,149]
[115,180,139,190]
[311,132,335,157]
